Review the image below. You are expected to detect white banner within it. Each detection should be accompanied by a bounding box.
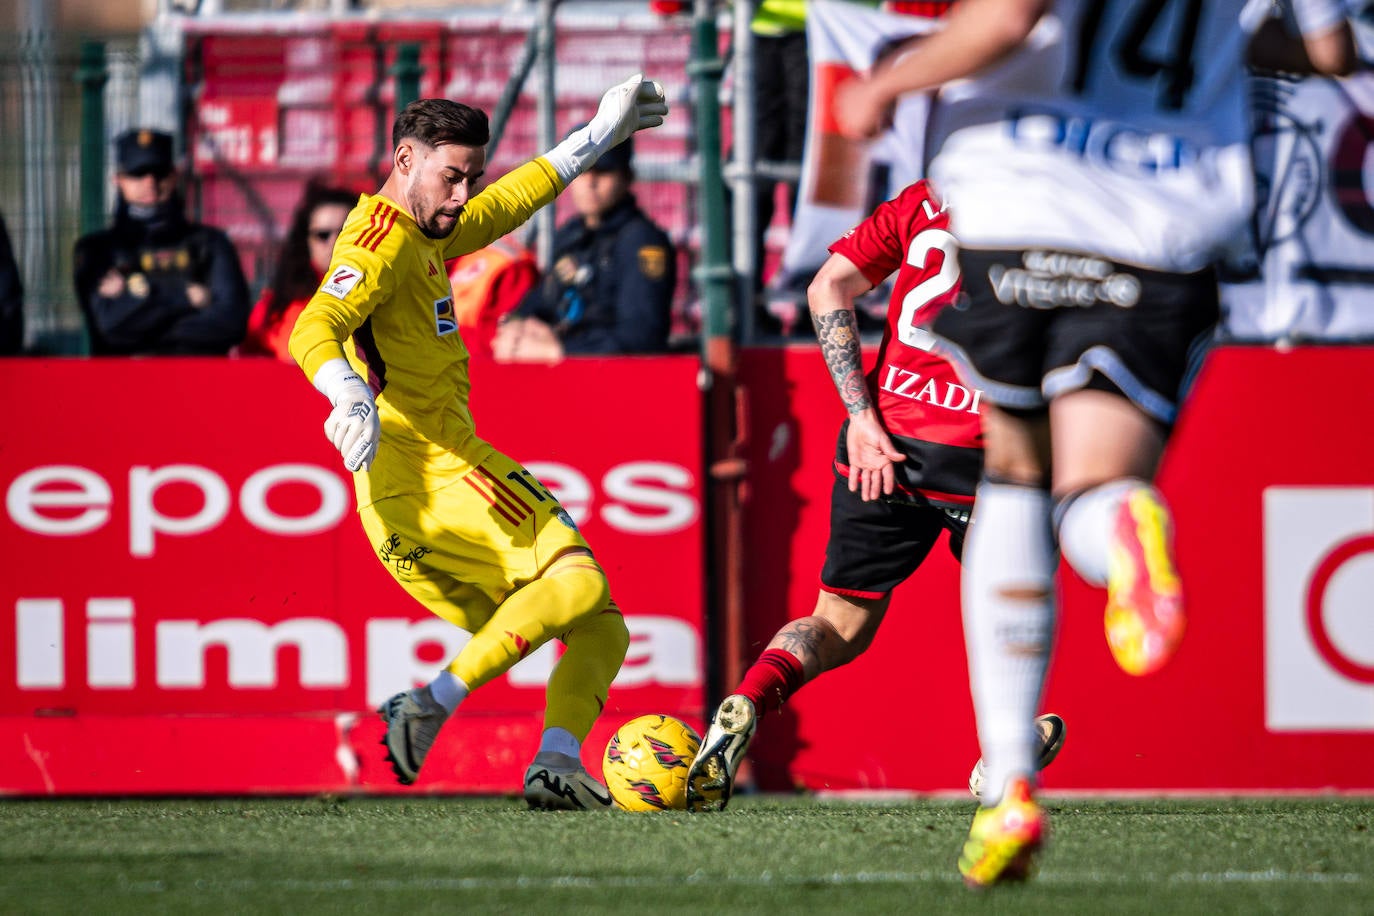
[778,2,939,285]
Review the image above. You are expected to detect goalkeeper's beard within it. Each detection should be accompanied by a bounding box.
[405,185,463,239]
[414,205,462,240]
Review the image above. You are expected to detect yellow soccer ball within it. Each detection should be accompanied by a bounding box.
[602,714,702,811]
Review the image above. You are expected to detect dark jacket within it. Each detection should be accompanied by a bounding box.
[517,193,675,354]
[0,212,22,355]
[73,195,251,355]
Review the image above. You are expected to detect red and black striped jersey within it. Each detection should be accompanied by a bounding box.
[829,179,982,505]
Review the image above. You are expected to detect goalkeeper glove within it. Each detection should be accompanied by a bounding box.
[544,72,669,185]
[312,357,380,472]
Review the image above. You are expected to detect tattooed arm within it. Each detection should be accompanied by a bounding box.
[807,253,905,501]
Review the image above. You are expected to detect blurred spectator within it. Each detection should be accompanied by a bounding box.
[495,134,674,361]
[445,234,539,358]
[741,0,811,295]
[239,181,358,360]
[73,129,251,355]
[0,211,22,354]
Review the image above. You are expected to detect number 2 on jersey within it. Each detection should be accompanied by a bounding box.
[896,227,959,351]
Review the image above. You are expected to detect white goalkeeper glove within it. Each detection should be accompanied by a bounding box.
[312,357,380,472]
[544,72,669,185]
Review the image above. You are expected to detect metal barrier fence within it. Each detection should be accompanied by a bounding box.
[1,5,720,354]
[1,33,144,353]
[0,8,708,357]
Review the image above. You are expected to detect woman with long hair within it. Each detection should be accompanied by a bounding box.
[239,180,358,359]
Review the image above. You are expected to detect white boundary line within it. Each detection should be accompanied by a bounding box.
[82,869,1366,896]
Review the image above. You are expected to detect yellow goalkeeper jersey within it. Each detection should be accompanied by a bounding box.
[289,158,563,507]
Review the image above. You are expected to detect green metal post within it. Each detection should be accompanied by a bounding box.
[690,2,747,710]
[690,14,732,346]
[77,40,107,237]
[392,43,422,120]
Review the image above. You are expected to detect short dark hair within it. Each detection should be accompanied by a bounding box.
[392,99,490,150]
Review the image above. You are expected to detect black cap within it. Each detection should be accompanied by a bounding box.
[115,129,175,175]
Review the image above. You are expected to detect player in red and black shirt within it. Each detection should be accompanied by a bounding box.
[687,179,1063,811]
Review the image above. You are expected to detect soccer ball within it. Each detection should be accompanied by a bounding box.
[602,714,701,811]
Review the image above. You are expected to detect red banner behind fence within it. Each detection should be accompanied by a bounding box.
[3,348,1373,795]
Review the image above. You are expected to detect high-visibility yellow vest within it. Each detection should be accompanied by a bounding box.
[750,0,807,36]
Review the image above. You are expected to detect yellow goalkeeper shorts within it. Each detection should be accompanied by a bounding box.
[357,448,592,631]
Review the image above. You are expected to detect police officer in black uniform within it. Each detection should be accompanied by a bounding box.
[73,129,251,355]
[496,133,675,360]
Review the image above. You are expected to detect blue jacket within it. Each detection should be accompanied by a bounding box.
[517,193,675,354]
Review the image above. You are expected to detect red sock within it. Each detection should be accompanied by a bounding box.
[734,649,806,716]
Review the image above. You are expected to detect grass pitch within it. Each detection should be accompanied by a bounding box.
[0,795,1370,914]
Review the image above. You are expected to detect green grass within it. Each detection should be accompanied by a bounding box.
[0,795,1370,914]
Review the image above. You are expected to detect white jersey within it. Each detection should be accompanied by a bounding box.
[928,0,1345,273]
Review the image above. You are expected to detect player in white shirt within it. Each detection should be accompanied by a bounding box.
[836,0,1354,888]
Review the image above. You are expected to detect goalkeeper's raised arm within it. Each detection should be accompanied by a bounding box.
[447,72,668,261]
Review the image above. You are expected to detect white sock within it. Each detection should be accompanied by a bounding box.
[538,727,581,759]
[428,670,470,713]
[963,481,1056,806]
[1055,478,1147,587]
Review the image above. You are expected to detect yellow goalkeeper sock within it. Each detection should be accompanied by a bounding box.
[544,603,630,740]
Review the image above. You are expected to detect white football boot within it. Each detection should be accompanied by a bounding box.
[685,694,757,812]
[523,751,614,810]
[968,713,1066,798]
[377,685,450,785]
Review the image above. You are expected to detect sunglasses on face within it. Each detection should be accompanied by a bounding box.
[125,167,171,180]
[309,228,343,242]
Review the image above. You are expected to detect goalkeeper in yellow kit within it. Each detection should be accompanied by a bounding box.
[289,75,667,809]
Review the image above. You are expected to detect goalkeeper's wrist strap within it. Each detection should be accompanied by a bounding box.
[311,357,367,406]
[544,124,608,187]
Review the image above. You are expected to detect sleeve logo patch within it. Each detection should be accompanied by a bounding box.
[637,245,667,280]
[321,264,363,299]
[434,296,457,335]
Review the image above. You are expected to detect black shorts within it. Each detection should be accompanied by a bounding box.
[833,418,980,507]
[930,248,1220,425]
[819,474,969,600]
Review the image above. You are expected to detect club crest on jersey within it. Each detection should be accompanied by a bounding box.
[321,264,363,300]
[434,296,457,335]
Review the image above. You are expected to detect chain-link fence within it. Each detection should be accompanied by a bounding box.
[0,31,145,353]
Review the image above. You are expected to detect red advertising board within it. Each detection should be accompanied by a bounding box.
[0,357,704,794]
[737,345,1374,794]
[4,348,1373,796]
